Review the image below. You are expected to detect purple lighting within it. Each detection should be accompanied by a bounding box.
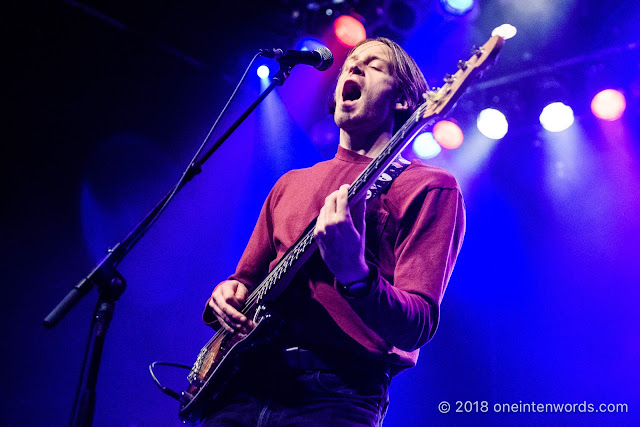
[591,89,626,121]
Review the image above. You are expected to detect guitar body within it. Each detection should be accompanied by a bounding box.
[173,34,505,424]
[179,309,277,424]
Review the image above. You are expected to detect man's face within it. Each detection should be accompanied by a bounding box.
[333,41,406,134]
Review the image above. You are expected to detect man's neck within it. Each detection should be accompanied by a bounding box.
[339,128,393,159]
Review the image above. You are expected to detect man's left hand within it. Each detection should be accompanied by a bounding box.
[314,184,369,284]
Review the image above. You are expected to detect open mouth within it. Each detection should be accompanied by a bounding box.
[342,80,362,102]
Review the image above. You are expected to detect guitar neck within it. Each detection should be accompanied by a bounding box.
[240,34,507,314]
[242,104,431,313]
[348,103,431,201]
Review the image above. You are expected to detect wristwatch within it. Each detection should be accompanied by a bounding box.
[337,275,371,298]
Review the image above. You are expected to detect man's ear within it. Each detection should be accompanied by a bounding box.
[394,97,409,111]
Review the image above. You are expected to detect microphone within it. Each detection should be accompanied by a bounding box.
[260,47,334,71]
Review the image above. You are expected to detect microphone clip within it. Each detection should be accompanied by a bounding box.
[259,48,285,59]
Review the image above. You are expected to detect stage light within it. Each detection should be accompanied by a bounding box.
[296,37,324,52]
[334,15,366,47]
[476,108,508,139]
[591,89,626,121]
[433,120,464,149]
[412,132,442,159]
[540,102,574,132]
[440,0,475,16]
[257,65,270,79]
[492,24,517,40]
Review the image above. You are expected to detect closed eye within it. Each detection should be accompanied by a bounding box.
[368,60,387,72]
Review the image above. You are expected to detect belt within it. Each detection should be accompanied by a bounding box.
[281,347,391,380]
[282,347,333,371]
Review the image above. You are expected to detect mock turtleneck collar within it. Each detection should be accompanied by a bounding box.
[334,145,374,164]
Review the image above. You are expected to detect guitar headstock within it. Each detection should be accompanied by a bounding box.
[420,35,505,120]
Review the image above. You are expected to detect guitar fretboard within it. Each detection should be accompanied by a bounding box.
[245,101,432,311]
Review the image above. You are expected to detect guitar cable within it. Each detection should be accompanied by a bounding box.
[149,361,193,402]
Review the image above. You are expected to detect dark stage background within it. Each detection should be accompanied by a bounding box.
[4,1,639,425]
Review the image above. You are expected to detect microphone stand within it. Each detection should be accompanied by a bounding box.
[44,64,293,427]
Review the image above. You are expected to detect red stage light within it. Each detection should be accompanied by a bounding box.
[433,120,464,149]
[591,89,626,121]
[334,15,366,47]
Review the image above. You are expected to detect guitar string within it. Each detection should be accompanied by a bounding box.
[228,100,427,320]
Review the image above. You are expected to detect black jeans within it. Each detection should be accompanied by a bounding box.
[203,353,390,426]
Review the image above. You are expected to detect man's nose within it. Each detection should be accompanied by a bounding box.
[349,62,364,75]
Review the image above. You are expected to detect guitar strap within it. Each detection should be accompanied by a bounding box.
[365,156,411,200]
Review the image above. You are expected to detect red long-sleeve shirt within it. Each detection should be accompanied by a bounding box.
[204,146,465,374]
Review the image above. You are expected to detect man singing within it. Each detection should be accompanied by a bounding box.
[203,37,466,426]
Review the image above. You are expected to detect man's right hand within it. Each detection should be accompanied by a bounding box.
[208,280,256,334]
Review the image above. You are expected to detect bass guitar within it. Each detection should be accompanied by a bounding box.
[170,33,505,424]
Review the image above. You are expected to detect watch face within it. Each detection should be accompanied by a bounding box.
[339,279,370,297]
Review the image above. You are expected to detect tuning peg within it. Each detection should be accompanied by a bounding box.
[425,90,442,104]
[472,45,483,56]
[424,88,441,99]
[457,60,468,71]
[444,73,454,84]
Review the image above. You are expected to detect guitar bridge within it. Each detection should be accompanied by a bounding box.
[180,391,194,404]
[253,304,270,323]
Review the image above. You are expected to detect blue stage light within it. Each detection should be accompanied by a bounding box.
[296,37,324,52]
[412,132,442,159]
[257,65,270,79]
[477,108,508,140]
[540,102,574,132]
[440,0,475,16]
